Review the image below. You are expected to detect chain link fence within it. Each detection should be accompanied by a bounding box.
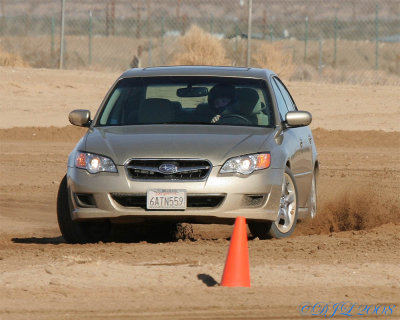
[0,0,399,84]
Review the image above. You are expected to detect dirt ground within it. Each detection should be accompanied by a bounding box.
[0,67,399,319]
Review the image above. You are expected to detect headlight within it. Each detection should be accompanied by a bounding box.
[75,151,117,174]
[220,153,270,175]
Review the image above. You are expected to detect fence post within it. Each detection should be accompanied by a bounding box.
[88,10,92,65]
[0,0,5,35]
[59,0,65,69]
[269,23,274,42]
[148,37,152,67]
[375,4,379,71]
[181,14,187,34]
[304,16,308,62]
[246,0,252,68]
[262,8,266,39]
[318,38,323,75]
[333,15,337,67]
[147,17,152,67]
[234,20,238,60]
[106,2,109,36]
[136,1,141,38]
[111,0,115,36]
[51,16,55,56]
[160,16,165,65]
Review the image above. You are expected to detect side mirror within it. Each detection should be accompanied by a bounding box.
[285,111,312,127]
[69,109,91,127]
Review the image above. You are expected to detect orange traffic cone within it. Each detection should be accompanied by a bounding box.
[221,216,251,287]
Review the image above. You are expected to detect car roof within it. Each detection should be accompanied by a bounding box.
[120,66,275,80]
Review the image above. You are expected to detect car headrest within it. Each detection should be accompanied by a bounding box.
[235,88,259,116]
[171,101,182,113]
[138,98,175,124]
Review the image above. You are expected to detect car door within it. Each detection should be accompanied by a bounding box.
[270,77,313,207]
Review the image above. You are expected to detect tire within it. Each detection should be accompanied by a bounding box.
[57,175,111,244]
[249,167,299,239]
[307,170,318,219]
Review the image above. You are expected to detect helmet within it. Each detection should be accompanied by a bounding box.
[208,84,235,109]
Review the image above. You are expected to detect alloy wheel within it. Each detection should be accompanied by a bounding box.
[275,172,297,233]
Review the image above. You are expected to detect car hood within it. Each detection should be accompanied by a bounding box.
[84,125,275,166]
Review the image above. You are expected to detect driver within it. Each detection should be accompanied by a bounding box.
[207,84,236,123]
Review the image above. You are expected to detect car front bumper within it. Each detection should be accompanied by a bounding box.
[67,165,283,224]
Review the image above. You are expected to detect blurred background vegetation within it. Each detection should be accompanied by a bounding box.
[0,0,399,84]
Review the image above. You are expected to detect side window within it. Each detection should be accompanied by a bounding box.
[270,78,288,121]
[99,88,123,125]
[274,78,296,112]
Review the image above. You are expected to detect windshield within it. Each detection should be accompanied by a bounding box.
[96,76,275,128]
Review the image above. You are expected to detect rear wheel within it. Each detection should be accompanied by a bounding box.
[57,175,111,244]
[249,167,298,239]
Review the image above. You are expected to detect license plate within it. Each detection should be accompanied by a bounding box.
[146,189,187,210]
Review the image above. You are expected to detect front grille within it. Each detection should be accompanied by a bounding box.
[125,159,211,181]
[111,194,225,209]
[187,196,224,208]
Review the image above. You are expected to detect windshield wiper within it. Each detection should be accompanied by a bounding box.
[154,122,214,125]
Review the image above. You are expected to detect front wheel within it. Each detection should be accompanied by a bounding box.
[249,167,298,239]
[307,170,318,218]
[57,175,110,244]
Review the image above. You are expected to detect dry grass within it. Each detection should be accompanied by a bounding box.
[224,37,247,67]
[251,42,295,80]
[1,30,399,85]
[0,46,30,67]
[169,27,296,80]
[169,25,229,66]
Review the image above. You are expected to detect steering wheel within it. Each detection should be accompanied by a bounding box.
[217,113,252,125]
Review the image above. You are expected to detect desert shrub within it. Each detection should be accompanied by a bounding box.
[170,25,229,66]
[0,46,30,67]
[251,42,295,80]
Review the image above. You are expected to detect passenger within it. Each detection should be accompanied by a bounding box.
[207,84,236,123]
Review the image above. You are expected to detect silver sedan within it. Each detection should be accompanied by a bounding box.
[57,66,318,243]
